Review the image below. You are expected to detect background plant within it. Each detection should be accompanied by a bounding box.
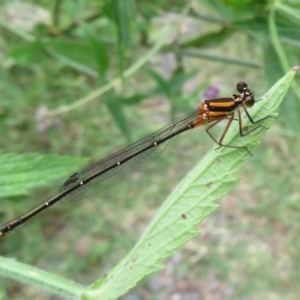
[0,0,300,299]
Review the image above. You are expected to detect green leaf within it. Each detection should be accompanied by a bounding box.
[233,16,268,33]
[0,256,86,298]
[200,0,234,20]
[167,71,197,96]
[181,48,261,68]
[83,25,109,79]
[146,68,171,98]
[85,67,298,300]
[8,42,44,66]
[105,95,131,141]
[276,2,300,26]
[223,0,268,13]
[46,40,98,77]
[106,0,135,76]
[0,153,89,198]
[49,25,171,115]
[263,41,284,86]
[111,0,133,45]
[182,27,235,48]
[268,8,290,73]
[120,94,147,105]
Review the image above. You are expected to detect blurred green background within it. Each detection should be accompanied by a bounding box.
[0,0,300,299]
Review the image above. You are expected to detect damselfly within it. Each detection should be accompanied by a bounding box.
[0,82,272,236]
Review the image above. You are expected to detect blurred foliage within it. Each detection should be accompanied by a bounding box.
[0,0,300,299]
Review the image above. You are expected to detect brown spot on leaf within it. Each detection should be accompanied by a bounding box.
[132,255,138,262]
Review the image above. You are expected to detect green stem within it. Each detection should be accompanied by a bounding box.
[52,0,62,27]
[48,25,171,116]
[268,7,300,104]
[268,8,290,73]
[0,256,87,298]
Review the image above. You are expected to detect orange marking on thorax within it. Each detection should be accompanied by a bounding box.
[208,111,230,118]
[208,100,235,108]
[193,101,232,127]
[193,102,208,127]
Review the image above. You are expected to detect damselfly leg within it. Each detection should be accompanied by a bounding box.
[204,82,275,155]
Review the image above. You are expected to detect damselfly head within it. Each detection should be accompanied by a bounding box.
[236,81,255,107]
[236,81,248,93]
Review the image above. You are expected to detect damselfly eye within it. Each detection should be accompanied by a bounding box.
[236,81,247,93]
[244,95,255,107]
